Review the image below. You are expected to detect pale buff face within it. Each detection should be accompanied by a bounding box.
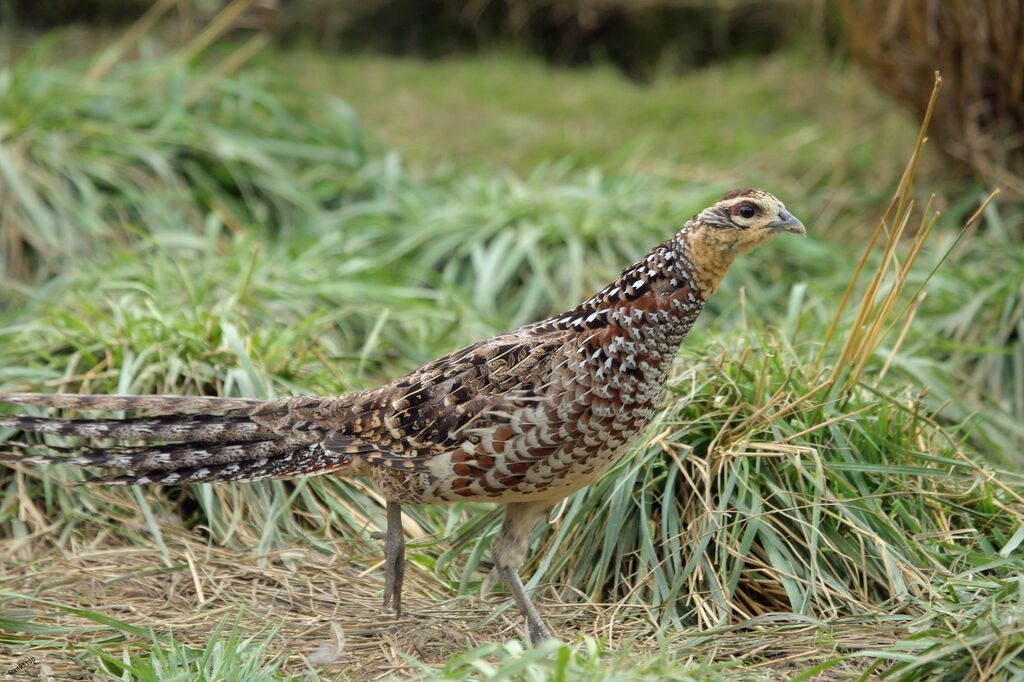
[691,189,806,255]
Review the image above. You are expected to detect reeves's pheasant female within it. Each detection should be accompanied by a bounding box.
[0,189,805,644]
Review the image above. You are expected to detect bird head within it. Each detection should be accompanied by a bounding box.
[682,189,806,295]
[692,188,806,252]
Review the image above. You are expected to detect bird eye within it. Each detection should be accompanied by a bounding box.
[737,203,757,219]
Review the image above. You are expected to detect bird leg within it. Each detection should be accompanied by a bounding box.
[491,502,554,645]
[374,499,405,617]
[497,565,551,645]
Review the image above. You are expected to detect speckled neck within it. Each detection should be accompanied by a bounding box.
[678,225,738,298]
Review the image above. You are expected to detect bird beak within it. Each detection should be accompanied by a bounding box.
[772,209,806,236]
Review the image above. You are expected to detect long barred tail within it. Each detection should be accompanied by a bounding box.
[0,393,347,485]
[0,393,263,414]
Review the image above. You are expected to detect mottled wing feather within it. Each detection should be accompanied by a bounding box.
[317,328,571,477]
[320,432,385,456]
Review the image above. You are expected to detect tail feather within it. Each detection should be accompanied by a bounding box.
[0,392,262,414]
[1,439,294,471]
[93,443,348,485]
[0,414,274,442]
[0,392,354,485]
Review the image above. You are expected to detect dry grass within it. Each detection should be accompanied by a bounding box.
[2,523,518,678]
[840,0,1024,199]
[1,518,905,680]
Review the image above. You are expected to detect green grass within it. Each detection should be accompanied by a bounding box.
[91,614,285,681]
[279,49,913,187]
[1,27,1023,681]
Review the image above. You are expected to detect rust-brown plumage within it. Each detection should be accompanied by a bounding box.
[0,189,805,644]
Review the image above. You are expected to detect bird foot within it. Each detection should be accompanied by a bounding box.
[527,619,555,646]
[496,564,555,647]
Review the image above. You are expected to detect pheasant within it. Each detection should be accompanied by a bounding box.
[0,189,804,644]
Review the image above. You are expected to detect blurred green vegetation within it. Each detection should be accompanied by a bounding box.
[280,49,912,188]
[8,0,1019,195]
[1,24,1023,682]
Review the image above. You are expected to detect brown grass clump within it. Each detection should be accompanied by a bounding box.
[840,0,1024,198]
